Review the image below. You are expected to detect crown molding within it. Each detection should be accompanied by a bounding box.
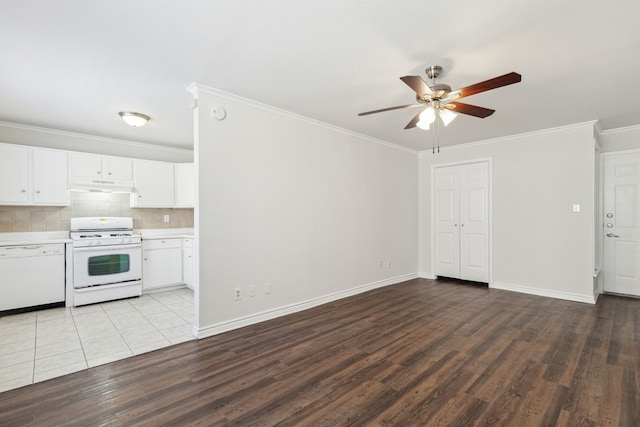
[0,120,193,155]
[598,123,640,136]
[433,120,598,153]
[187,82,418,154]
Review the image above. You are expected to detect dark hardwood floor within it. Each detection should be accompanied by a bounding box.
[1,278,639,426]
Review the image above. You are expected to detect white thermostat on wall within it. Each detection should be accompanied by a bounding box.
[210,106,226,120]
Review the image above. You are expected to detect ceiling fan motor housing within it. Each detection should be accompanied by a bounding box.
[417,83,452,104]
[425,65,443,80]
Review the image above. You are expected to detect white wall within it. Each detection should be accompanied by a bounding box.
[0,121,193,162]
[419,122,597,303]
[191,85,418,336]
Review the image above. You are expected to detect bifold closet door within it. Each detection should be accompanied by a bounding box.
[434,162,488,282]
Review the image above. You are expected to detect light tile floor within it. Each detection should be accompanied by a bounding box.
[0,288,195,393]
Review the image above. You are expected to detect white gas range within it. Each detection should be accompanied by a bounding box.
[70,217,142,306]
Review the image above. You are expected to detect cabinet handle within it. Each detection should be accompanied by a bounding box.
[144,257,148,261]
[97,171,101,175]
[21,189,26,193]
[108,172,112,175]
[36,190,41,194]
[138,195,142,198]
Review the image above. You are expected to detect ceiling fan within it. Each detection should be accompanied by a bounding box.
[358,65,521,131]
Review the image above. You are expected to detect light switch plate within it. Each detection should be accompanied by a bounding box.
[572,204,580,213]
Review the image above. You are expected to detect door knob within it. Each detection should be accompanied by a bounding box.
[606,233,620,238]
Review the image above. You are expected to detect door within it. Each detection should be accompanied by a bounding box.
[132,160,175,207]
[103,156,133,181]
[603,153,640,296]
[73,244,142,288]
[0,144,29,204]
[434,162,489,282]
[142,239,183,290]
[32,149,70,205]
[70,152,103,180]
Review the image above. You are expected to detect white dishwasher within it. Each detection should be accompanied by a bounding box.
[0,243,65,312]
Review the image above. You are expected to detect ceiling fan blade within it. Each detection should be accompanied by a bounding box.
[404,110,422,129]
[448,102,495,118]
[450,72,521,100]
[400,76,432,98]
[358,104,422,116]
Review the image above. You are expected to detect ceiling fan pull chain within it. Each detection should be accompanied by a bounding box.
[432,121,436,153]
[437,112,440,153]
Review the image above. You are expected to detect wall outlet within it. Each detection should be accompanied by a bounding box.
[163,214,170,223]
[248,285,255,297]
[265,282,271,294]
[234,287,242,300]
[387,260,391,269]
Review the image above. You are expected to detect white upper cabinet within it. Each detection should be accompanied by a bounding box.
[131,160,175,208]
[32,148,70,205]
[102,156,133,181]
[0,144,30,204]
[174,163,195,208]
[0,144,69,206]
[69,152,133,191]
[69,152,102,181]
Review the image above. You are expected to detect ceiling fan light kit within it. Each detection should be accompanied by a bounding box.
[359,65,521,153]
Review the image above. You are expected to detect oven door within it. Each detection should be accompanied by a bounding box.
[73,243,142,288]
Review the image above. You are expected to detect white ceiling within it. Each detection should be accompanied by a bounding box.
[1,1,639,152]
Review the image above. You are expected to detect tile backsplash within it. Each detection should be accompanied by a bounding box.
[0,192,194,232]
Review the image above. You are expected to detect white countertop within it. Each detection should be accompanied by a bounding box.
[136,228,194,240]
[0,228,195,246]
[0,231,72,246]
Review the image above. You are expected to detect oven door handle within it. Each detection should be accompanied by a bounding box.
[73,243,141,252]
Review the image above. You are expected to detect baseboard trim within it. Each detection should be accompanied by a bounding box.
[196,273,418,339]
[491,282,596,304]
[419,272,435,279]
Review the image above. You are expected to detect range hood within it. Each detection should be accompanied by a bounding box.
[69,177,134,192]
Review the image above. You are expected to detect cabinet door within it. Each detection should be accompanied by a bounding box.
[175,163,195,207]
[132,160,175,207]
[70,152,103,180]
[32,149,69,205]
[0,144,29,204]
[103,156,133,181]
[142,243,183,289]
[183,247,194,289]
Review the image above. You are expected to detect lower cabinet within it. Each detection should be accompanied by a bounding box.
[182,238,194,290]
[142,238,183,290]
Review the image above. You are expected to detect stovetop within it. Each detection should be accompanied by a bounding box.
[70,217,140,247]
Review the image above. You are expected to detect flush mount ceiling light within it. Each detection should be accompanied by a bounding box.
[118,111,150,127]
